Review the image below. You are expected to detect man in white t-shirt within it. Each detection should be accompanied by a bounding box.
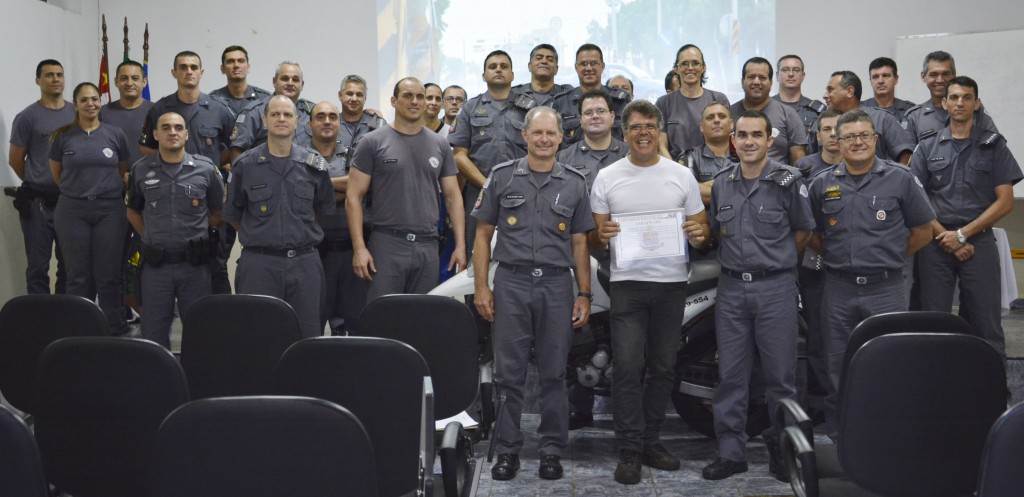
[590,99,709,485]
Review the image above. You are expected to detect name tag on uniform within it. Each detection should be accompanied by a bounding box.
[250,183,267,190]
[718,205,733,212]
[505,194,525,200]
[383,159,398,164]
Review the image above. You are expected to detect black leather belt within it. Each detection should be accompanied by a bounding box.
[62,194,121,201]
[382,229,439,242]
[245,246,317,258]
[826,268,901,285]
[498,263,570,277]
[721,267,791,282]
[159,251,189,264]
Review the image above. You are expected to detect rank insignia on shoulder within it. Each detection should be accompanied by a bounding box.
[768,167,801,187]
[982,133,1001,146]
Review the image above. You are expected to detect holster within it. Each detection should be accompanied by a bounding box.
[141,244,165,267]
[187,234,212,266]
[12,185,35,217]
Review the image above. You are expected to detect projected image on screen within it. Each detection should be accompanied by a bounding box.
[377,0,775,106]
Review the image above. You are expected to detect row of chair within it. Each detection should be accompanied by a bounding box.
[777,312,1018,497]
[0,293,486,497]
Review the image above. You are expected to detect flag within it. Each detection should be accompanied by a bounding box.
[142,23,151,101]
[99,14,111,104]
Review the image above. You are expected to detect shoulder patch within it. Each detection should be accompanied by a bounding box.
[306,153,327,172]
[562,163,587,180]
[981,132,1003,147]
[767,165,803,187]
[807,100,827,113]
[513,93,538,112]
[917,128,937,141]
[608,89,629,101]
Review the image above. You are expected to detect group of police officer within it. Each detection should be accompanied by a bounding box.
[8,41,1020,487]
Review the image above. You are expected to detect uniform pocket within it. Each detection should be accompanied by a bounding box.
[247,187,275,218]
[292,184,315,215]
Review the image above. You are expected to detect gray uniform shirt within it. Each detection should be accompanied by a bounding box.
[511,82,572,108]
[729,99,808,165]
[656,89,730,160]
[209,85,272,117]
[861,97,914,126]
[795,153,837,179]
[683,145,736,184]
[710,160,815,271]
[351,126,457,233]
[773,95,826,135]
[472,159,594,267]
[809,160,935,272]
[448,91,528,178]
[550,85,630,145]
[911,126,1022,226]
[141,92,234,165]
[317,145,352,237]
[809,106,915,162]
[127,152,225,251]
[47,124,130,199]
[555,137,627,189]
[230,97,315,151]
[9,100,75,190]
[222,143,335,249]
[905,100,999,143]
[101,99,154,166]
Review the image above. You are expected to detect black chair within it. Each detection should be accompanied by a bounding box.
[180,294,303,399]
[357,294,481,497]
[0,294,108,417]
[976,402,1024,497]
[277,336,433,497]
[154,396,377,497]
[34,337,189,497]
[0,404,48,497]
[783,333,1006,497]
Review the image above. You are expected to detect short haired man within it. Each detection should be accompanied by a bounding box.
[222,95,336,338]
[905,51,999,143]
[551,43,631,146]
[8,59,73,294]
[911,76,1022,356]
[772,54,826,136]
[590,100,709,484]
[682,102,736,207]
[819,70,915,164]
[703,110,814,482]
[231,61,317,154]
[664,70,681,94]
[450,50,530,258]
[729,57,808,165]
[209,45,272,117]
[126,112,224,348]
[861,57,914,125]
[656,44,730,161]
[511,44,571,107]
[102,60,154,166]
[440,84,466,137]
[347,77,466,303]
[808,110,935,438]
[473,106,594,482]
[336,74,387,167]
[606,75,634,98]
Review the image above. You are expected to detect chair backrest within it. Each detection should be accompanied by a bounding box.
[0,294,109,414]
[180,294,303,399]
[839,333,1005,497]
[277,336,432,497]
[34,337,189,497]
[357,294,478,419]
[840,311,973,391]
[154,396,378,497]
[0,405,48,497]
[976,402,1024,497]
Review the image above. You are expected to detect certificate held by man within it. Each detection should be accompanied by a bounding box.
[611,208,687,271]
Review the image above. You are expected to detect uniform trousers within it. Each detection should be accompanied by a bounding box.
[822,273,906,437]
[917,231,1004,355]
[713,272,798,461]
[19,197,66,294]
[492,266,574,457]
[610,280,688,452]
[321,241,368,335]
[236,249,325,338]
[54,196,126,334]
[140,261,210,348]
[798,267,827,394]
[365,230,439,304]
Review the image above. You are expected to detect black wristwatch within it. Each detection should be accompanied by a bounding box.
[577,291,593,302]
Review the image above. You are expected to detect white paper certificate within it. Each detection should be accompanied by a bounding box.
[611,209,687,270]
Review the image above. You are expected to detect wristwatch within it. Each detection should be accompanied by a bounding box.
[577,291,593,302]
[956,229,967,245]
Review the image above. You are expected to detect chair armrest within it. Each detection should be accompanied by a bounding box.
[420,377,435,497]
[782,425,820,497]
[776,397,814,444]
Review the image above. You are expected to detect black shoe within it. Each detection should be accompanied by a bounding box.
[702,458,748,480]
[568,411,594,430]
[766,438,790,483]
[642,444,680,471]
[539,455,563,480]
[491,453,520,481]
[614,449,643,485]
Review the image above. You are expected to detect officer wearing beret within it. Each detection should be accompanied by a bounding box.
[809,110,935,439]
[704,110,814,482]
[473,106,594,482]
[127,112,225,348]
[911,76,1022,357]
[223,95,335,338]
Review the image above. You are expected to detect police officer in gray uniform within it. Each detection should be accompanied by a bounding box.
[230,61,316,155]
[729,57,808,165]
[127,112,225,348]
[684,101,737,207]
[905,51,999,144]
[808,110,935,438]
[704,110,814,482]
[334,75,386,171]
[209,45,272,117]
[223,96,335,338]
[861,57,915,126]
[816,71,915,163]
[772,55,827,138]
[551,44,631,146]
[9,59,72,294]
[450,50,529,258]
[911,76,1022,356]
[511,44,572,108]
[102,60,154,167]
[473,106,594,481]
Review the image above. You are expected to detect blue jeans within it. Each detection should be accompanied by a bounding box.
[610,280,687,452]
